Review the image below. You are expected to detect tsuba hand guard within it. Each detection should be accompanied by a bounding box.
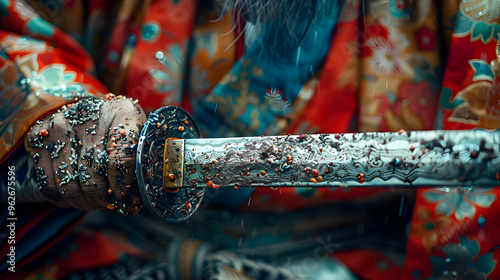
[136,106,204,223]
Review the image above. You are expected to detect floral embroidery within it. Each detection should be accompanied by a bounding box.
[265,88,290,114]
[454,10,500,44]
[413,236,497,279]
[367,37,402,74]
[389,0,410,17]
[203,58,268,135]
[448,82,490,124]
[415,26,436,51]
[440,87,465,110]
[423,187,496,220]
[13,0,35,20]
[141,22,160,43]
[30,64,87,98]
[150,44,186,105]
[445,57,500,127]
[411,208,452,252]
[27,17,55,38]
[1,35,87,98]
[469,60,495,82]
[7,36,48,54]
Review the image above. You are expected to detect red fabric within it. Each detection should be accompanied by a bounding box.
[335,250,403,280]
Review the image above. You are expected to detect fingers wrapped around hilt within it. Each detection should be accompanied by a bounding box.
[25,94,147,216]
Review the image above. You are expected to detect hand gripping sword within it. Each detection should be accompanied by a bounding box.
[7,106,500,223]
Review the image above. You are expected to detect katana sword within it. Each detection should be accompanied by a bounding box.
[135,106,500,223]
[165,132,500,189]
[5,106,500,223]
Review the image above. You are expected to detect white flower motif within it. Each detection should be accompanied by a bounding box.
[4,36,48,55]
[368,38,402,75]
[265,88,290,114]
[14,0,37,20]
[423,187,496,220]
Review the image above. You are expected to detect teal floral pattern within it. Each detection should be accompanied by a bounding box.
[440,87,465,110]
[141,22,160,42]
[454,10,500,43]
[423,187,496,220]
[30,65,87,98]
[150,43,186,105]
[413,236,496,279]
[195,2,342,137]
[469,59,496,82]
[27,17,55,38]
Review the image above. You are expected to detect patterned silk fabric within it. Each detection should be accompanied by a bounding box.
[1,0,500,279]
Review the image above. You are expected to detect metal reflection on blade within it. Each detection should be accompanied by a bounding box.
[164,130,500,189]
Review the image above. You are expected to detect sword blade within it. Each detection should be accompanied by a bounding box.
[164,130,500,189]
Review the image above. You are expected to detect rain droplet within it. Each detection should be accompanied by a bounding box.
[478,215,485,227]
[155,51,166,63]
[295,47,302,67]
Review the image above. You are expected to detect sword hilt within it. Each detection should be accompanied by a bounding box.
[136,106,204,223]
[2,106,203,223]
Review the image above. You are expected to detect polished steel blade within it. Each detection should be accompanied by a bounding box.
[164,130,500,189]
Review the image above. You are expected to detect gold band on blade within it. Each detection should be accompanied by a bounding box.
[163,138,184,192]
